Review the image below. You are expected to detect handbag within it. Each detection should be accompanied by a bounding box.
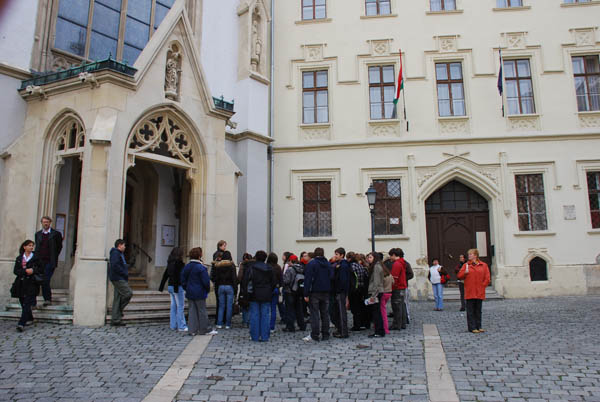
[10,277,22,298]
[34,273,45,285]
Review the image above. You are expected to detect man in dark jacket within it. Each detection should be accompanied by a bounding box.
[34,216,63,306]
[109,239,132,326]
[303,247,334,341]
[242,250,275,342]
[331,247,351,338]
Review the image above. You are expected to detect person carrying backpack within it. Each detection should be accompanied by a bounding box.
[282,255,306,332]
[347,252,369,331]
[331,247,351,338]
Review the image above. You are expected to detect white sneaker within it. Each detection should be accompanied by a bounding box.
[208,330,218,335]
[216,325,223,329]
[178,327,188,332]
[302,335,313,342]
[225,326,231,329]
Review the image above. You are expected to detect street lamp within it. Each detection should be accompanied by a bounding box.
[365,184,377,253]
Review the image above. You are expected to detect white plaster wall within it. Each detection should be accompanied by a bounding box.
[234,77,269,136]
[0,75,27,181]
[0,0,38,69]
[153,163,180,268]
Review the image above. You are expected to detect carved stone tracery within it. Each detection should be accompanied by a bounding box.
[129,113,194,166]
[56,120,85,156]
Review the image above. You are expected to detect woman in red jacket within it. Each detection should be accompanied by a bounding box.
[457,248,490,334]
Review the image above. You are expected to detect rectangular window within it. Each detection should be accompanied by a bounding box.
[302,71,329,124]
[54,0,174,63]
[587,171,600,229]
[496,0,523,6]
[515,174,548,231]
[365,0,391,15]
[303,181,332,237]
[373,179,403,235]
[564,0,592,3]
[369,66,396,120]
[430,0,456,11]
[572,55,600,112]
[435,62,465,117]
[302,0,326,20]
[504,59,536,115]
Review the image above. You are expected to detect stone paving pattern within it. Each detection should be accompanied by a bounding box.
[1,296,599,401]
[0,322,190,402]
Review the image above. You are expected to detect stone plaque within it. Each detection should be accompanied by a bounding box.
[563,205,576,220]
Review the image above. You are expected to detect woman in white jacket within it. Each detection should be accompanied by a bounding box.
[429,258,444,311]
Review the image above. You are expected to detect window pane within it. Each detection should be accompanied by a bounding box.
[382,66,395,83]
[521,98,535,114]
[585,56,600,73]
[158,0,176,6]
[504,61,516,78]
[445,0,456,9]
[453,100,466,116]
[303,92,315,108]
[507,99,520,115]
[436,64,448,80]
[497,0,507,6]
[380,1,391,14]
[154,4,170,29]
[517,60,531,77]
[369,67,380,84]
[315,5,326,18]
[302,7,313,20]
[371,103,382,119]
[370,87,381,103]
[387,180,401,197]
[519,79,533,97]
[316,71,328,87]
[88,32,117,61]
[506,80,518,98]
[532,213,547,231]
[384,102,395,119]
[366,2,378,16]
[318,182,331,199]
[91,2,120,38]
[316,90,327,106]
[57,0,90,26]
[303,108,315,124]
[54,18,87,57]
[315,0,326,5]
[450,63,462,80]
[127,0,151,23]
[438,100,451,117]
[383,86,395,101]
[518,214,530,231]
[303,0,313,6]
[430,0,442,11]
[122,44,141,65]
[316,106,328,123]
[531,195,546,213]
[451,83,464,100]
[124,17,150,49]
[437,84,450,100]
[572,57,584,74]
[529,174,544,192]
[303,72,314,89]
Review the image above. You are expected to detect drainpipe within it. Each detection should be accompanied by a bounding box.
[268,0,275,252]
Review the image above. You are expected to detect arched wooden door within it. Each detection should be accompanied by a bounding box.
[425,180,492,281]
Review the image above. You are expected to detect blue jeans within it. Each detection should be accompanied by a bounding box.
[217,285,234,327]
[270,288,279,330]
[168,286,187,330]
[249,301,271,341]
[432,283,444,310]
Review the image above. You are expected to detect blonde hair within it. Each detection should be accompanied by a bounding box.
[467,248,479,258]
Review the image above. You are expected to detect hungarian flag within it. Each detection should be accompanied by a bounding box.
[394,50,404,105]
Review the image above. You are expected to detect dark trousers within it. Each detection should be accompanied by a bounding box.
[466,298,483,331]
[458,282,466,310]
[213,288,219,324]
[331,292,348,336]
[308,292,330,340]
[283,290,306,331]
[349,289,369,329]
[370,294,385,336]
[42,262,55,301]
[111,280,132,323]
[18,295,36,326]
[390,289,407,329]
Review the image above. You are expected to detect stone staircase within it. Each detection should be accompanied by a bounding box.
[0,289,73,324]
[427,286,504,301]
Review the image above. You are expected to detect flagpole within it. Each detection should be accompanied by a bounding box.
[399,49,408,131]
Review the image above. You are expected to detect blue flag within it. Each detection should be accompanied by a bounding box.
[497,50,503,96]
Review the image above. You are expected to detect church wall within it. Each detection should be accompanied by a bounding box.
[0,0,38,70]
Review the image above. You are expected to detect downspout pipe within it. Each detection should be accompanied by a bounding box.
[268,0,275,252]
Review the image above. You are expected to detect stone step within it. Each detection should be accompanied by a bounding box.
[0,310,73,324]
[5,303,73,313]
[427,287,503,301]
[106,307,216,324]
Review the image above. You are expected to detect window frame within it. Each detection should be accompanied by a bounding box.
[497,0,523,7]
[503,58,536,115]
[301,0,327,20]
[51,0,172,63]
[365,0,392,16]
[435,61,466,117]
[572,55,600,112]
[302,180,333,238]
[372,179,403,236]
[302,70,329,124]
[514,173,548,232]
[430,0,456,11]
[368,65,396,120]
[587,171,600,229]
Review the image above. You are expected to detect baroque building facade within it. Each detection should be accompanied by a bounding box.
[0,0,272,325]
[271,0,600,299]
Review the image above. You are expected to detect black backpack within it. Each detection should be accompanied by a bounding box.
[291,265,304,293]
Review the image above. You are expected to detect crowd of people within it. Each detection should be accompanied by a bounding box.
[10,220,490,337]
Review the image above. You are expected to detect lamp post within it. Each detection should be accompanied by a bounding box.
[365,184,377,253]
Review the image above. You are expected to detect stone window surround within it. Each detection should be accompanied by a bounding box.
[432,57,471,120]
[499,50,542,123]
[561,0,600,7]
[575,160,600,233]
[509,165,555,236]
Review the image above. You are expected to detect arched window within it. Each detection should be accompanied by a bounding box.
[529,257,548,281]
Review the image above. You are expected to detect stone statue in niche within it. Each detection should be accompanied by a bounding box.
[250,8,262,73]
[165,44,182,100]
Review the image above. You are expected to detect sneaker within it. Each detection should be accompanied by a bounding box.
[478,328,486,333]
[208,330,218,335]
[302,335,313,342]
[225,326,231,330]
[471,329,480,333]
[16,325,24,332]
[25,320,34,326]
[178,327,188,332]
[216,325,223,329]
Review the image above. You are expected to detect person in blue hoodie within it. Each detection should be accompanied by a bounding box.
[109,239,132,327]
[302,247,334,342]
[331,247,351,338]
[181,247,216,336]
[242,250,276,342]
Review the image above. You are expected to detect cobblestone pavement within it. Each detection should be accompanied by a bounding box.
[1,296,600,402]
[0,322,191,402]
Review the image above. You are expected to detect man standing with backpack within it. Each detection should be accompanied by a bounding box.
[331,247,350,338]
[282,255,306,332]
[303,247,333,342]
